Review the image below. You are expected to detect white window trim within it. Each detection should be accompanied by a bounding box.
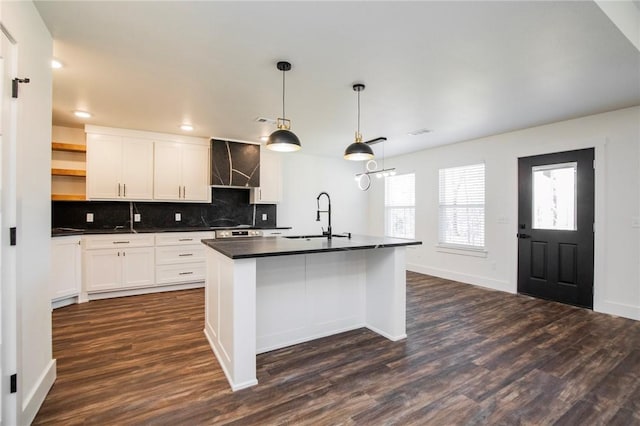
[436,244,488,258]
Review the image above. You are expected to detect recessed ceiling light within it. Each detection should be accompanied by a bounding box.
[259,136,269,142]
[73,110,91,119]
[408,128,432,136]
[51,59,63,69]
[254,117,276,124]
[180,124,194,131]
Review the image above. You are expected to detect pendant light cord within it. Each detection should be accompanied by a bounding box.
[282,69,286,119]
[357,89,361,137]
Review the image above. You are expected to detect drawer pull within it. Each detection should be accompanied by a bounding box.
[112,241,130,244]
[179,271,194,275]
[178,253,194,257]
[178,238,193,241]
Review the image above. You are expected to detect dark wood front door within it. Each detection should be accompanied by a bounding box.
[517,148,594,308]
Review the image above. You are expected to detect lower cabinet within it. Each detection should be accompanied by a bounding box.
[154,232,213,284]
[82,234,155,292]
[81,231,214,295]
[51,236,82,305]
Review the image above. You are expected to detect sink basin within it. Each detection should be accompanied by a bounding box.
[285,234,348,239]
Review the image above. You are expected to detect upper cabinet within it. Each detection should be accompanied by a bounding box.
[154,142,210,202]
[250,146,283,204]
[86,133,154,200]
[211,139,260,187]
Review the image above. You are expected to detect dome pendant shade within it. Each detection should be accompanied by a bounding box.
[267,129,301,152]
[266,61,301,152]
[344,139,374,160]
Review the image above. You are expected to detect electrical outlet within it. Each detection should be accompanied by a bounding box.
[175,213,181,222]
[134,213,141,222]
[86,213,94,223]
[262,213,267,221]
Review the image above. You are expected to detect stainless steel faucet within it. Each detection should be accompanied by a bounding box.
[316,192,332,240]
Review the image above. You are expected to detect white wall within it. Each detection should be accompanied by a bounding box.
[368,106,640,320]
[278,153,368,236]
[2,1,55,423]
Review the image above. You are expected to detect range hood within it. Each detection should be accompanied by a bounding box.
[210,139,260,188]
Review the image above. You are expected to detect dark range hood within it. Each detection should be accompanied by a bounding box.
[210,139,260,188]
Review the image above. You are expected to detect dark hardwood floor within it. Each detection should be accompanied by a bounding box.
[34,272,640,425]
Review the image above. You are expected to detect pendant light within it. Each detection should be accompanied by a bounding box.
[344,83,374,161]
[266,61,301,152]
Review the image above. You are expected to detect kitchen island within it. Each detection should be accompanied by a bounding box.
[202,235,422,390]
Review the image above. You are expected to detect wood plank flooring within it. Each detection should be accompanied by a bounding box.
[34,272,640,425]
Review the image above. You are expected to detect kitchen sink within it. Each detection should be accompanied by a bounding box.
[285,234,348,239]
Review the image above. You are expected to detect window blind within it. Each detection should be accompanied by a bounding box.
[438,163,485,248]
[385,173,415,239]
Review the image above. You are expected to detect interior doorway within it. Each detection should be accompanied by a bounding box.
[517,148,595,308]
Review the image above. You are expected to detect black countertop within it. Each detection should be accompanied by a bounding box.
[201,235,422,259]
[51,226,292,237]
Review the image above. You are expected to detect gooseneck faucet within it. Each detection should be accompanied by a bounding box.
[316,192,332,240]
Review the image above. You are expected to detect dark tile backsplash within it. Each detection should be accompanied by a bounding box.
[52,188,277,230]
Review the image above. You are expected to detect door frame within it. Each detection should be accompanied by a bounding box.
[511,138,609,315]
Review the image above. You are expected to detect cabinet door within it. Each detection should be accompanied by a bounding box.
[154,142,182,200]
[87,134,122,199]
[51,237,81,300]
[121,137,154,200]
[250,147,282,204]
[181,144,210,201]
[84,249,123,291]
[122,247,155,288]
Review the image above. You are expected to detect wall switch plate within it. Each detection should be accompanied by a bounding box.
[262,213,267,221]
[632,216,640,228]
[86,213,94,223]
[175,213,181,222]
[134,213,141,222]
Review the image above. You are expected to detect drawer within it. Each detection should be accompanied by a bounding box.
[155,245,205,265]
[262,229,291,237]
[82,234,154,250]
[155,232,215,246]
[156,263,205,285]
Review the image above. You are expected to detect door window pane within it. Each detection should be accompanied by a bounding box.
[532,162,576,230]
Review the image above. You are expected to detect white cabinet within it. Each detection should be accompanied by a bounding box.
[250,147,282,204]
[154,142,210,202]
[51,236,82,304]
[83,234,155,292]
[86,133,154,200]
[154,232,213,285]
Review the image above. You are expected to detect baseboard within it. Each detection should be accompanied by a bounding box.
[407,263,514,294]
[88,281,204,301]
[595,299,640,321]
[22,359,56,425]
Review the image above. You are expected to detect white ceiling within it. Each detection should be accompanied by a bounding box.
[35,1,640,159]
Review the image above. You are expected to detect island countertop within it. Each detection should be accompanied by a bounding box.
[201,235,422,259]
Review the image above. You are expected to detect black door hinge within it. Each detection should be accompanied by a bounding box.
[12,77,30,98]
[10,227,16,246]
[10,374,17,393]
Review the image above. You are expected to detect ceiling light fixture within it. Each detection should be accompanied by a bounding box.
[354,137,396,191]
[73,110,91,119]
[266,61,301,152]
[344,84,374,161]
[51,59,63,69]
[180,124,194,131]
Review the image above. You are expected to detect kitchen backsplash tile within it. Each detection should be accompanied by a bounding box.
[52,188,277,230]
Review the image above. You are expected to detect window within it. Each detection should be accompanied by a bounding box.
[385,173,415,239]
[438,163,485,249]
[532,162,577,231]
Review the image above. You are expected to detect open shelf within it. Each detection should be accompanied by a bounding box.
[52,168,86,177]
[52,194,86,201]
[52,142,86,153]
